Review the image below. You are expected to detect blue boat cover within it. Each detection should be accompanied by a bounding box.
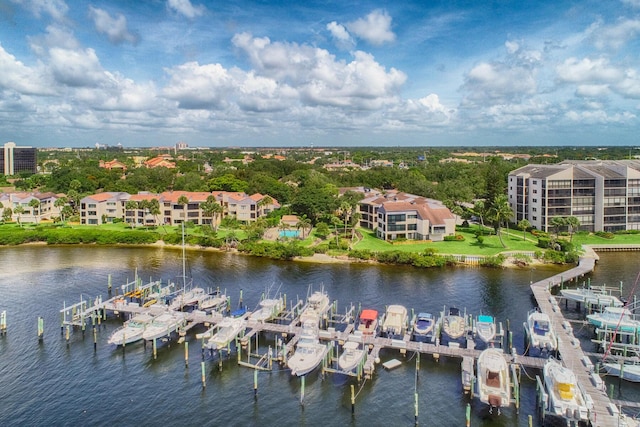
[478,315,493,323]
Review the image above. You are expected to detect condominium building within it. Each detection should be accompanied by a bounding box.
[0,191,61,222]
[1,142,37,175]
[508,160,640,233]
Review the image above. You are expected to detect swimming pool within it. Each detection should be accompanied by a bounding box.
[279,230,300,238]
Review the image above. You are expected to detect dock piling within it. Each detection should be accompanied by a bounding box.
[201,361,206,388]
[350,384,355,414]
[254,369,258,399]
[37,316,44,341]
[0,310,6,335]
[185,341,189,367]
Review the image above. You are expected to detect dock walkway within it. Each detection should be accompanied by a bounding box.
[530,246,620,427]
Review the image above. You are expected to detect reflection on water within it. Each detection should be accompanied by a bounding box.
[0,246,638,426]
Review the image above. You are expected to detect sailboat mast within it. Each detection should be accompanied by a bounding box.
[182,222,186,290]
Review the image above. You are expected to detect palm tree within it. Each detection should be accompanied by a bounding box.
[201,195,218,230]
[296,215,312,238]
[177,195,189,224]
[210,202,224,232]
[54,197,68,223]
[257,195,273,217]
[517,219,531,241]
[125,200,138,227]
[13,205,24,227]
[472,200,487,235]
[488,194,513,248]
[549,216,566,239]
[566,216,580,242]
[148,198,162,229]
[2,207,12,223]
[28,198,41,224]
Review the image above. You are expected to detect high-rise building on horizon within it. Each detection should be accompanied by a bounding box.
[1,142,37,176]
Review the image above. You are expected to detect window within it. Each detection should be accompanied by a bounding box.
[532,216,537,221]
[532,198,537,203]
[532,189,537,194]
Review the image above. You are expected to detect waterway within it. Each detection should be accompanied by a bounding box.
[0,246,638,426]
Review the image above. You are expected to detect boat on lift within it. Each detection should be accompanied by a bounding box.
[338,340,366,373]
[287,320,328,376]
[142,311,187,341]
[381,305,408,338]
[524,308,557,356]
[298,289,331,326]
[412,312,435,340]
[356,309,379,336]
[475,315,497,345]
[602,358,640,382]
[249,296,284,323]
[543,358,590,423]
[441,306,466,346]
[108,313,155,346]
[205,316,246,351]
[560,287,623,308]
[587,306,640,334]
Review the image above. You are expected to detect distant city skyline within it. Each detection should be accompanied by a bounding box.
[1,0,639,148]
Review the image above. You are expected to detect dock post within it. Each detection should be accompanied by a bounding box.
[254,369,258,399]
[65,324,70,344]
[350,384,355,414]
[528,414,532,427]
[38,316,44,341]
[201,360,206,388]
[185,341,189,367]
[0,310,6,335]
[609,383,614,399]
[107,274,112,295]
[465,403,470,427]
[153,338,157,360]
[414,390,418,425]
[416,352,420,381]
[300,375,305,406]
[93,326,97,351]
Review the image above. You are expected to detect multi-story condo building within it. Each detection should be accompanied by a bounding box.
[347,187,456,241]
[80,192,129,225]
[1,142,37,175]
[508,160,640,233]
[0,191,61,222]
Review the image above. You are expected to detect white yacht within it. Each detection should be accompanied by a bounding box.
[587,306,640,334]
[249,297,284,322]
[524,309,557,356]
[543,358,590,423]
[287,321,328,376]
[298,290,331,326]
[338,340,366,373]
[560,287,623,308]
[142,311,186,341]
[475,315,496,344]
[205,317,246,350]
[108,313,155,346]
[381,304,408,338]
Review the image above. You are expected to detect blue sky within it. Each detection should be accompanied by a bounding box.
[1,0,639,148]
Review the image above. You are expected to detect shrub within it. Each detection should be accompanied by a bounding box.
[348,249,373,260]
[537,237,550,248]
[595,231,615,239]
[444,234,465,241]
[479,254,505,268]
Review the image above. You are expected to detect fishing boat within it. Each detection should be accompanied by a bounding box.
[298,289,331,326]
[356,309,379,336]
[205,317,246,351]
[560,287,623,308]
[441,306,466,346]
[475,315,497,344]
[169,286,207,311]
[476,348,511,414]
[524,309,557,356]
[287,321,328,376]
[587,306,640,334]
[543,358,590,423]
[412,312,435,340]
[142,311,187,341]
[249,296,284,322]
[338,340,366,373]
[381,305,408,338]
[108,313,155,346]
[602,358,640,382]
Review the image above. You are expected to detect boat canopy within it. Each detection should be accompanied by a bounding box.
[360,309,378,321]
[478,315,493,323]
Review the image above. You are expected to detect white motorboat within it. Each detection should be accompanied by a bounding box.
[560,287,623,308]
[338,340,366,373]
[524,309,557,355]
[108,313,155,346]
[169,286,207,310]
[205,317,246,350]
[249,297,284,322]
[413,312,435,338]
[142,311,186,341]
[543,358,590,423]
[381,304,408,338]
[299,290,331,326]
[475,315,496,344]
[603,359,640,382]
[287,321,328,376]
[199,291,228,312]
[356,309,379,336]
[587,306,640,334]
[476,348,511,413]
[441,306,466,344]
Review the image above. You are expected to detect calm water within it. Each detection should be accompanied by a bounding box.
[0,246,638,426]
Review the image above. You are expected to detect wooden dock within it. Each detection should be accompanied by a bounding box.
[530,246,622,427]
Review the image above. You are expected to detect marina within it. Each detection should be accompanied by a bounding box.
[2,245,640,426]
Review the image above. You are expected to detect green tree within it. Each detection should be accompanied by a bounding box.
[296,215,312,238]
[314,222,330,240]
[2,207,12,223]
[488,194,512,248]
[177,195,189,224]
[148,198,162,229]
[517,219,531,241]
[13,205,24,227]
[566,216,580,242]
[28,198,41,224]
[125,200,139,227]
[54,197,68,223]
[201,195,217,230]
[550,216,566,238]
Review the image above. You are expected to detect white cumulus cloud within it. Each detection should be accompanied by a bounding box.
[167,0,205,19]
[49,47,105,87]
[162,62,233,109]
[326,21,355,50]
[89,6,139,45]
[346,9,396,45]
[556,57,623,84]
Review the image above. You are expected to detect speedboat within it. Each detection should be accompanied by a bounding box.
[199,290,228,312]
[356,309,379,336]
[475,315,496,344]
[560,287,623,308]
[524,309,557,356]
[205,317,246,350]
[381,305,408,338]
[476,348,511,414]
[299,290,331,326]
[287,321,328,376]
[413,312,435,340]
[441,306,466,346]
[543,358,590,423]
[603,358,640,382]
[142,311,186,341]
[587,306,640,334]
[338,340,366,373]
[108,313,155,346]
[249,297,284,322]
